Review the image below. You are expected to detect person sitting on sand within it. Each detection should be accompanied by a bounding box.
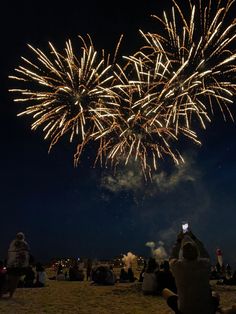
[139,260,147,283]
[162,230,236,314]
[142,257,159,295]
[86,259,93,281]
[34,263,47,287]
[156,260,177,295]
[127,267,135,282]
[210,265,220,280]
[57,263,63,275]
[92,265,116,285]
[0,260,7,297]
[119,267,129,283]
[219,270,236,286]
[226,264,232,279]
[24,265,35,287]
[69,261,84,281]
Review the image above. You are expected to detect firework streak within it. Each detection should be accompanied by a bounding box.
[9,0,236,177]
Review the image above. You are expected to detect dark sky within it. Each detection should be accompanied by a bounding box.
[0,0,236,266]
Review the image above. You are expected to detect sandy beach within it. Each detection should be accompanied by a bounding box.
[0,279,236,314]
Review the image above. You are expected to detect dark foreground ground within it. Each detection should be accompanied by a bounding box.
[0,279,236,314]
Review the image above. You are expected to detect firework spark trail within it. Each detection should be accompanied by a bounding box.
[138,0,236,134]
[98,58,201,177]
[9,0,236,178]
[101,0,236,176]
[9,36,120,163]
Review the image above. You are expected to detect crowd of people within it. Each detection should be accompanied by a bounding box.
[140,258,177,296]
[1,231,236,313]
[139,231,236,314]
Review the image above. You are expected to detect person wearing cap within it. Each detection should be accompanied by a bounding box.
[162,230,219,314]
[6,232,30,298]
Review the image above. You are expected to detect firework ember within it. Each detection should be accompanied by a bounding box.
[138,0,236,132]
[9,36,119,164]
[101,59,200,177]
[9,0,236,177]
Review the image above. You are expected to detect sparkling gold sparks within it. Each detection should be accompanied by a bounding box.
[9,0,236,177]
[9,37,119,162]
[139,0,236,131]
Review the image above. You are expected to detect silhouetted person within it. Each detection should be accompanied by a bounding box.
[69,261,84,281]
[226,264,232,279]
[57,263,63,275]
[163,231,219,314]
[6,232,30,298]
[0,260,7,297]
[210,266,219,280]
[92,265,115,285]
[34,263,46,287]
[127,267,135,282]
[86,259,92,281]
[142,257,159,295]
[232,271,236,284]
[221,270,236,286]
[24,266,35,287]
[156,260,177,294]
[139,260,147,282]
[119,267,129,283]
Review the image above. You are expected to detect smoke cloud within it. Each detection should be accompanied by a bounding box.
[100,152,216,259]
[100,153,199,196]
[145,241,168,263]
[122,251,137,269]
[100,167,143,193]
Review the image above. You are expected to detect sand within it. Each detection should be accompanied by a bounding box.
[0,279,236,314]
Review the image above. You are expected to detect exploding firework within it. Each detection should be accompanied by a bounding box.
[9,36,120,164]
[138,0,236,133]
[96,0,236,176]
[9,0,236,177]
[101,58,200,176]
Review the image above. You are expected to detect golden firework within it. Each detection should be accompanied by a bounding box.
[100,57,200,177]
[9,0,236,177]
[9,36,120,163]
[138,0,236,133]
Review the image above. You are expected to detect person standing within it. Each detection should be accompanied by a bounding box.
[6,232,30,298]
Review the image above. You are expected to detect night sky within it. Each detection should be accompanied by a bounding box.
[0,0,236,266]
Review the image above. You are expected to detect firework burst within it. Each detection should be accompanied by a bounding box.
[138,0,236,133]
[9,36,119,163]
[97,56,200,177]
[9,0,236,177]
